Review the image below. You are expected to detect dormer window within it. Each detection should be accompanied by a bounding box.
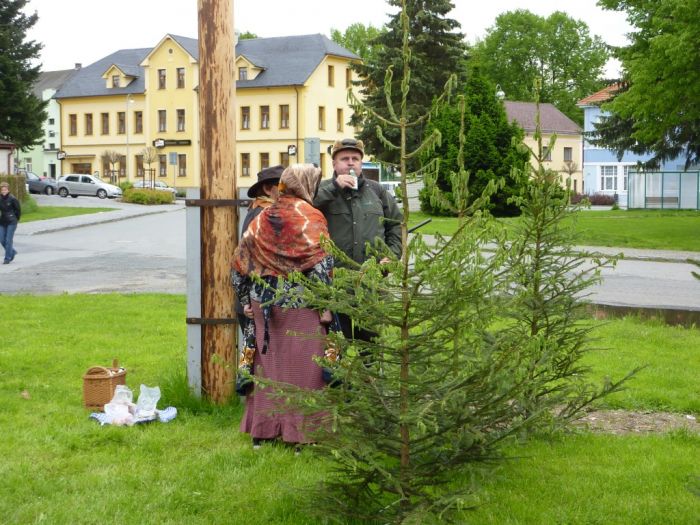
[239,67,248,80]
[112,75,120,88]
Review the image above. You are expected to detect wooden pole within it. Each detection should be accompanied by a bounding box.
[198,0,237,403]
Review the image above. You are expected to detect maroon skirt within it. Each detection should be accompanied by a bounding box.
[240,302,326,444]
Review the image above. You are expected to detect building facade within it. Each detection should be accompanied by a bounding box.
[53,34,360,191]
[504,101,584,194]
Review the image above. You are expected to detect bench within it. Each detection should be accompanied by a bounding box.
[645,196,679,207]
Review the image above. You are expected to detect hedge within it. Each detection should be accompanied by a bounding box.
[122,188,174,205]
[0,174,27,200]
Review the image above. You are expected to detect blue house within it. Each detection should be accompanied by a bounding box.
[577,85,698,209]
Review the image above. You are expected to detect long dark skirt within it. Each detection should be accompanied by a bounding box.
[240,301,326,444]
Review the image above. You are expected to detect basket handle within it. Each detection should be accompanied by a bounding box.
[85,366,113,377]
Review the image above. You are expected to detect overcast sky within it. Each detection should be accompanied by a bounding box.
[24,0,631,76]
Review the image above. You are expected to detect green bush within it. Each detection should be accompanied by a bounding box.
[20,194,38,213]
[119,181,134,192]
[0,174,27,200]
[121,188,174,205]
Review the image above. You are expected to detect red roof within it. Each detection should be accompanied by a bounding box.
[504,101,581,135]
[577,83,622,106]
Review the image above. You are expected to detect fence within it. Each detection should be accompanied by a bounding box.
[627,171,700,209]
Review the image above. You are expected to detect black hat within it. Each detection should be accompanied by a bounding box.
[247,165,283,198]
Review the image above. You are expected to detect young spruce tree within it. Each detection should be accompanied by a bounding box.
[262,6,631,524]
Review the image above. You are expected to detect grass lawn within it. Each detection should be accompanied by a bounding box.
[21,205,115,223]
[408,209,700,252]
[1,295,698,524]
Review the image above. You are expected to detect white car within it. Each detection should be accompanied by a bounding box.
[132,180,177,196]
[57,174,122,199]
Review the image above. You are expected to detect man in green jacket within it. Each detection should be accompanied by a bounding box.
[313,138,402,265]
[313,138,403,341]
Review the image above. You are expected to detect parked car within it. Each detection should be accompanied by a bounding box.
[132,180,177,196]
[25,172,58,195]
[57,174,122,199]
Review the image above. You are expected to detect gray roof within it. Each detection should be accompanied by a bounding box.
[54,48,151,99]
[56,33,359,99]
[504,101,581,135]
[32,69,76,98]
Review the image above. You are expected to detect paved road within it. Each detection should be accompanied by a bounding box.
[2,195,699,310]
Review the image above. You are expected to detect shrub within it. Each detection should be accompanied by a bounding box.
[0,174,27,200]
[121,188,174,205]
[588,193,616,205]
[118,181,134,192]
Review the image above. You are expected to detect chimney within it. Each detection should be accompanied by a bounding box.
[74,63,82,70]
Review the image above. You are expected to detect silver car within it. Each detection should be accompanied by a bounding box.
[57,174,123,199]
[132,180,177,196]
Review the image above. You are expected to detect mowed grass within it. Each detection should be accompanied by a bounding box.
[0,294,698,524]
[21,205,115,223]
[408,209,700,252]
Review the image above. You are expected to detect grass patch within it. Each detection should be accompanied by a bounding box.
[0,295,697,524]
[21,206,115,223]
[408,209,700,252]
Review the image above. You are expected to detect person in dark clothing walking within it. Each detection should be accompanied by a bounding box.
[0,182,21,264]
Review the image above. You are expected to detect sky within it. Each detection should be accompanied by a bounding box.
[24,0,632,76]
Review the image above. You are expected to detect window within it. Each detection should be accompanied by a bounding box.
[69,114,77,136]
[260,106,270,129]
[336,108,344,132]
[601,165,618,191]
[49,143,55,150]
[101,113,109,135]
[134,111,143,134]
[158,69,166,89]
[564,147,573,162]
[328,65,335,87]
[238,67,248,80]
[178,154,187,177]
[260,152,269,170]
[136,155,144,177]
[177,109,185,132]
[177,68,185,88]
[623,165,630,191]
[159,155,167,177]
[280,152,289,167]
[318,106,326,130]
[279,104,289,129]
[346,68,352,88]
[85,113,93,135]
[119,155,126,177]
[542,146,552,161]
[102,158,110,178]
[241,106,250,130]
[112,75,120,88]
[48,118,55,125]
[241,153,250,177]
[48,130,56,137]
[158,110,167,132]
[117,112,126,134]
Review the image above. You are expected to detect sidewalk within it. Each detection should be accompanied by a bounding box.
[17,200,184,236]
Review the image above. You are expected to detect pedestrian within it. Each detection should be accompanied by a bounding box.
[0,182,21,265]
[312,138,402,340]
[232,163,333,449]
[235,165,283,330]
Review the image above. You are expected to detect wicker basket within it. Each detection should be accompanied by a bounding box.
[83,359,126,411]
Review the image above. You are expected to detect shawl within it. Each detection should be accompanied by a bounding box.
[233,164,327,277]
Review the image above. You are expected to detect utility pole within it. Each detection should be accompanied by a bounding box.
[197,0,237,402]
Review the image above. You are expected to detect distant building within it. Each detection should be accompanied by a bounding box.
[577,84,693,207]
[0,139,17,175]
[505,101,583,194]
[53,33,360,190]
[17,68,77,179]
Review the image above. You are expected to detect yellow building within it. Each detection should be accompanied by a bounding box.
[54,34,360,190]
[505,101,584,194]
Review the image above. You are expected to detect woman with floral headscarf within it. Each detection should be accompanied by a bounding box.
[232,163,335,449]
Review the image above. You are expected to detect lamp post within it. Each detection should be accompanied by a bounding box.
[125,94,133,180]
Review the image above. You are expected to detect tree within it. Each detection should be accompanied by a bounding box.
[592,0,700,169]
[237,30,257,40]
[330,23,385,64]
[473,10,608,124]
[350,0,468,167]
[0,0,47,150]
[254,5,628,522]
[420,67,530,216]
[101,150,120,183]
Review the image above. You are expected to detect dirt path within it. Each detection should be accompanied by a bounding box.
[575,409,698,434]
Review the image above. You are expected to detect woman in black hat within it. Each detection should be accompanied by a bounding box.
[241,165,283,232]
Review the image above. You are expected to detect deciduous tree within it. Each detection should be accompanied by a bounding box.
[330,23,384,64]
[473,10,608,124]
[0,0,47,150]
